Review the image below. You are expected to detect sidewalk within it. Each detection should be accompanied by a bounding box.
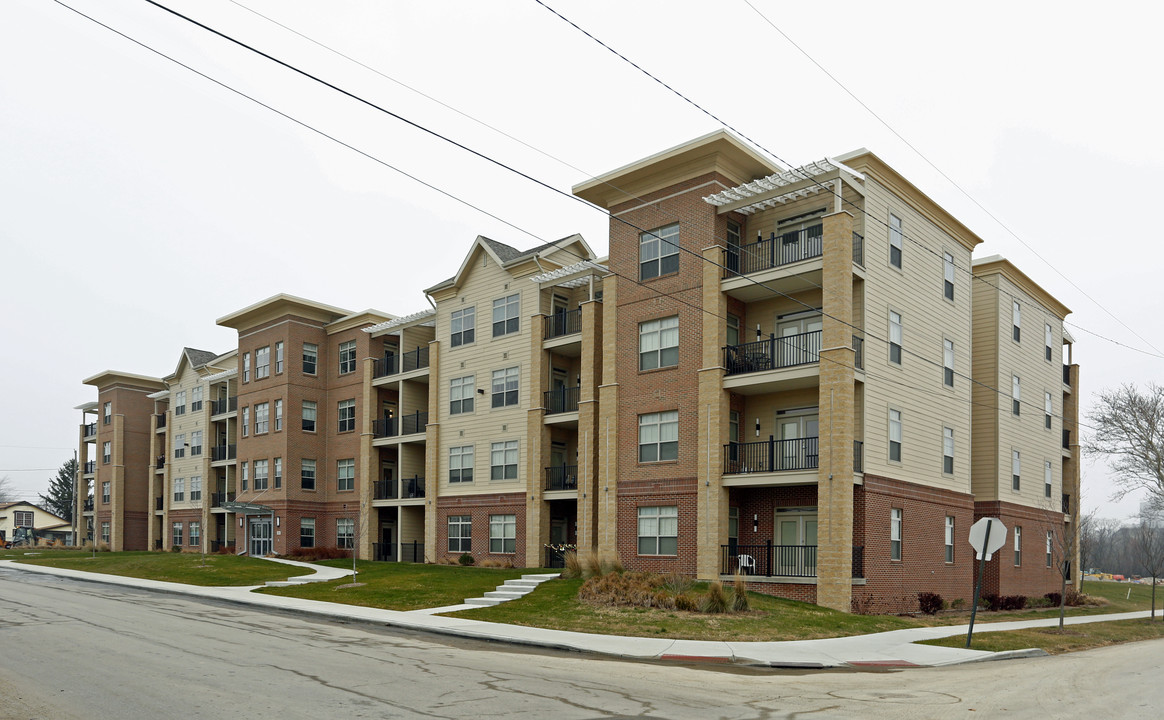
[3,558,1151,669]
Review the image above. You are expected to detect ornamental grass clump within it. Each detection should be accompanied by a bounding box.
[561,551,582,579]
[701,581,729,614]
[731,570,750,612]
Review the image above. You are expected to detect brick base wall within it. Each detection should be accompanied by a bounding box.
[618,477,698,575]
[974,501,1068,600]
[436,493,527,567]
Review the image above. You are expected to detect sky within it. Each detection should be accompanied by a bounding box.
[1,0,1161,521]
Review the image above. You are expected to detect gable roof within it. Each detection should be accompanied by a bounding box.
[425,234,594,294]
[165,347,224,382]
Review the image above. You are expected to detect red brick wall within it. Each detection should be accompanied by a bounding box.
[616,476,698,574]
[436,492,527,566]
[974,501,1067,600]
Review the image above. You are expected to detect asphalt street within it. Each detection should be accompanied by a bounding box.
[1,566,1160,719]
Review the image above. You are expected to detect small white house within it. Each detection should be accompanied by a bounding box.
[0,502,72,546]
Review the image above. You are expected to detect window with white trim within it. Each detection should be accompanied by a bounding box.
[172,522,183,547]
[943,339,954,387]
[492,294,520,337]
[637,505,677,555]
[103,441,111,464]
[1046,530,1054,568]
[302,401,316,432]
[889,409,902,462]
[638,411,678,463]
[1045,392,1053,429]
[339,340,357,374]
[338,399,355,432]
[489,514,516,553]
[943,427,954,474]
[274,457,282,489]
[103,401,112,425]
[890,508,902,561]
[241,461,248,492]
[255,346,270,379]
[945,516,955,563]
[243,352,251,383]
[302,343,318,375]
[451,307,475,347]
[337,518,354,549]
[1045,460,1053,499]
[190,430,202,456]
[174,433,186,458]
[1012,375,1021,415]
[640,223,680,280]
[189,521,200,547]
[889,214,903,269]
[1045,323,1054,362]
[889,311,903,365]
[1014,526,1022,566]
[448,515,471,553]
[101,481,110,504]
[491,367,519,408]
[490,440,518,480]
[255,402,269,434]
[275,399,283,431]
[253,459,268,491]
[943,251,954,300]
[100,521,110,544]
[1012,301,1021,342]
[301,459,316,490]
[190,475,202,501]
[174,390,186,416]
[299,518,315,548]
[337,458,354,491]
[639,316,679,371]
[190,386,202,411]
[449,445,474,483]
[276,341,284,373]
[13,511,33,527]
[173,477,185,502]
[450,376,475,414]
[1012,450,1021,491]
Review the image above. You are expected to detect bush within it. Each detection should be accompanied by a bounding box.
[917,591,943,615]
[662,572,694,596]
[599,555,625,576]
[701,581,729,614]
[1065,589,1088,606]
[949,598,966,610]
[675,593,700,612]
[458,553,475,566]
[579,571,665,607]
[1044,592,1062,606]
[561,551,581,579]
[580,550,602,579]
[982,594,1001,611]
[732,570,750,612]
[170,544,183,553]
[999,595,1027,611]
[478,557,514,569]
[285,546,351,562]
[216,544,235,555]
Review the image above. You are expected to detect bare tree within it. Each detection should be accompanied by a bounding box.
[1130,517,1164,620]
[0,475,15,503]
[1085,383,1164,504]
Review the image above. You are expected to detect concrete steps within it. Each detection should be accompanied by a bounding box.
[463,573,558,606]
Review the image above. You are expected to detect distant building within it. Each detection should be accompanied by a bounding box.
[0,501,72,546]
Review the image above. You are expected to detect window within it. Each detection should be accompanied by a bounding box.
[726,314,740,347]
[448,515,471,553]
[888,409,902,462]
[302,401,317,432]
[491,367,519,408]
[638,411,678,463]
[274,458,282,489]
[640,223,679,280]
[255,402,269,434]
[255,346,270,379]
[301,459,316,490]
[190,386,202,411]
[243,352,251,383]
[275,399,283,431]
[173,477,185,502]
[102,441,111,464]
[242,407,250,437]
[338,399,355,432]
[174,433,186,458]
[1045,392,1053,429]
[302,343,318,375]
[450,376,475,415]
[103,401,112,425]
[943,339,954,387]
[189,521,200,547]
[637,506,678,555]
[945,516,955,563]
[1045,324,1053,362]
[451,307,475,347]
[13,511,33,527]
[728,507,739,549]
[172,522,183,547]
[339,340,357,374]
[101,481,110,503]
[943,251,955,300]
[943,427,954,474]
[1045,460,1053,498]
[1012,375,1021,415]
[1014,526,1022,566]
[190,475,202,501]
[639,316,679,371]
[241,462,248,492]
[299,518,315,548]
[1046,531,1054,568]
[337,458,355,491]
[489,514,516,553]
[254,459,268,491]
[449,445,474,483]
[492,294,520,337]
[1012,301,1021,342]
[100,521,110,544]
[889,214,903,269]
[490,440,518,480]
[337,518,354,549]
[890,508,902,561]
[275,341,284,374]
[889,311,903,365]
[174,390,187,416]
[191,430,202,456]
[1012,450,1021,491]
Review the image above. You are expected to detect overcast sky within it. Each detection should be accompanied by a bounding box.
[2,0,1160,521]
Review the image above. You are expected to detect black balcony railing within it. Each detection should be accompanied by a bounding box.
[723,330,821,376]
[1062,493,1071,515]
[721,543,865,578]
[211,396,238,415]
[544,309,582,339]
[1062,429,1071,450]
[374,412,428,437]
[373,417,396,439]
[155,414,166,429]
[211,444,237,462]
[854,440,864,473]
[83,497,94,511]
[373,541,424,563]
[722,224,823,277]
[545,465,578,491]
[544,386,580,415]
[83,422,97,437]
[211,492,235,507]
[546,547,568,569]
[83,460,95,474]
[374,476,425,500]
[1063,364,1071,385]
[375,347,430,378]
[852,231,864,267]
[155,455,165,469]
[852,335,864,370]
[723,437,818,475]
[155,497,164,511]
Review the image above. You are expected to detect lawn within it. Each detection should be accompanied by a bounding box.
[10,550,311,586]
[919,618,1164,654]
[257,560,537,611]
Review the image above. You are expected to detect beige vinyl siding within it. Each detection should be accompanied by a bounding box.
[167,362,211,512]
[970,275,1001,499]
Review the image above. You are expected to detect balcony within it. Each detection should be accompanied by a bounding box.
[374,411,428,440]
[155,497,164,511]
[722,224,823,278]
[211,396,238,416]
[723,437,818,475]
[1062,493,1071,515]
[211,444,237,462]
[722,543,864,578]
[83,497,94,511]
[1062,429,1071,450]
[155,455,165,469]
[374,347,430,379]
[852,335,864,371]
[155,414,166,430]
[373,476,425,500]
[83,460,95,474]
[82,422,97,439]
[373,541,424,563]
[544,309,582,340]
[852,231,864,267]
[545,465,578,491]
[544,387,580,415]
[211,492,235,507]
[724,331,821,377]
[1063,364,1071,386]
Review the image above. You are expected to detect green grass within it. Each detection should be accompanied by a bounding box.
[11,550,310,586]
[919,618,1164,654]
[258,560,537,611]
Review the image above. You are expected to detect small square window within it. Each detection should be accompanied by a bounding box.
[489,514,516,554]
[637,505,678,555]
[638,411,678,463]
[639,316,679,371]
[640,223,680,280]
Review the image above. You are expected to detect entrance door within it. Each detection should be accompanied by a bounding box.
[380,523,396,562]
[249,518,272,557]
[778,419,800,470]
[775,412,819,471]
[775,513,818,576]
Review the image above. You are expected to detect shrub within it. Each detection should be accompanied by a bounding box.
[675,593,700,612]
[599,555,625,576]
[170,544,183,553]
[478,557,515,569]
[458,553,475,566]
[997,595,1027,611]
[917,591,943,615]
[284,546,351,562]
[561,551,581,579]
[662,572,694,596]
[732,570,750,612]
[949,598,966,610]
[1065,589,1089,606]
[701,581,729,614]
[1044,592,1063,606]
[579,571,665,607]
[982,594,1001,611]
[216,544,236,555]
[580,550,602,579]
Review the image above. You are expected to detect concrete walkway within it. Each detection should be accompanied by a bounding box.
[2,558,1153,669]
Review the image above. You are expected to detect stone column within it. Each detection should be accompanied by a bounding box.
[696,245,730,581]
[595,277,621,561]
[576,299,603,556]
[525,314,549,566]
[358,357,376,560]
[111,414,125,552]
[423,340,441,563]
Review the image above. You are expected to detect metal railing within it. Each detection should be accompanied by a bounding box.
[211,492,235,507]
[211,396,238,415]
[374,476,425,500]
[83,460,95,474]
[545,465,578,491]
[375,346,430,378]
[854,440,864,473]
[373,541,424,563]
[83,422,97,437]
[723,437,818,474]
[212,444,237,461]
[722,224,824,277]
[723,330,821,376]
[546,547,568,569]
[155,455,165,469]
[544,386,580,414]
[155,414,166,429]
[852,335,864,370]
[374,411,429,438]
[852,231,864,267]
[721,543,865,578]
[544,309,582,339]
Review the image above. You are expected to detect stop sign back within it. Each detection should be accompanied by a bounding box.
[968,517,1007,561]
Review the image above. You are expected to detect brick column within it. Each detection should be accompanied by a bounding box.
[696,245,730,580]
[576,299,603,556]
[816,210,856,612]
[525,314,549,565]
[1064,363,1081,585]
[423,340,441,563]
[596,276,620,561]
[76,425,87,545]
[358,357,376,560]
[111,414,125,552]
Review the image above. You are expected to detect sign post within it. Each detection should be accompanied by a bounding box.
[966,517,1007,649]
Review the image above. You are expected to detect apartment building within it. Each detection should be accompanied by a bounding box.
[72,131,1078,613]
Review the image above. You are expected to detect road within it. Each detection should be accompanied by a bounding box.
[1,565,1160,719]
